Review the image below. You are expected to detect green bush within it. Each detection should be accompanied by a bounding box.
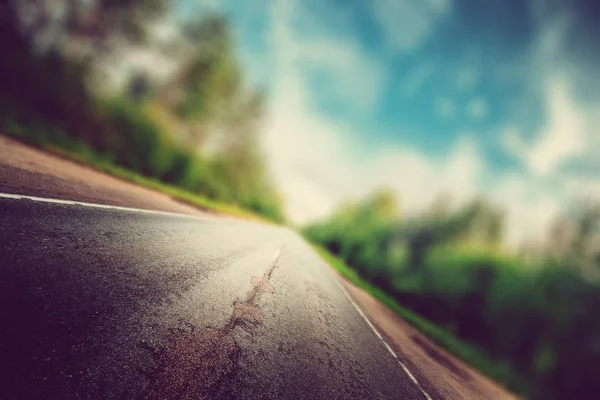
[101,99,176,178]
[1,99,286,222]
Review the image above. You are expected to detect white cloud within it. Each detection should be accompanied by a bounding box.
[502,77,586,176]
[490,175,562,247]
[270,0,383,113]
[263,75,360,222]
[374,137,484,211]
[263,0,365,221]
[528,78,585,176]
[492,9,600,245]
[298,40,384,111]
[264,94,486,222]
[371,0,450,52]
[494,76,593,245]
[562,176,600,199]
[264,0,482,222]
[500,127,526,160]
[467,97,488,119]
[501,10,594,178]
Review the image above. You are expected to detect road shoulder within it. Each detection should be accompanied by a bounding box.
[0,135,215,217]
[340,279,517,400]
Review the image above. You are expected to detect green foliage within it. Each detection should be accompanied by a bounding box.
[304,193,600,399]
[0,2,285,223]
[162,15,240,135]
[102,98,176,178]
[304,189,399,277]
[2,120,274,223]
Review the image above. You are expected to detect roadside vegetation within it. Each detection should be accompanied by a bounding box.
[314,246,522,392]
[2,121,263,220]
[304,189,600,399]
[0,0,285,223]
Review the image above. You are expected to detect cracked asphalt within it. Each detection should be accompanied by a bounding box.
[0,198,427,399]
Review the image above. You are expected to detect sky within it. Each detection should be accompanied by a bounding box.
[172,0,600,246]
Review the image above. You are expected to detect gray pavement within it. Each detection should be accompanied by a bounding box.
[0,197,426,399]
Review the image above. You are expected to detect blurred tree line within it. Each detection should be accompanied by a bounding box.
[304,190,600,399]
[0,0,285,222]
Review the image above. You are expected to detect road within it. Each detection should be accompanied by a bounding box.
[0,136,516,400]
[0,195,431,399]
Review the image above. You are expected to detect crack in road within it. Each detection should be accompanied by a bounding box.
[140,249,281,399]
[227,251,280,331]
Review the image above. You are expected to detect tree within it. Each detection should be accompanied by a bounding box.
[303,189,400,280]
[160,13,240,148]
[545,199,600,278]
[12,0,169,57]
[568,200,600,279]
[126,71,152,102]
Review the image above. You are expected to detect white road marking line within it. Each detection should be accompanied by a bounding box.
[332,277,434,400]
[0,193,24,200]
[0,192,215,221]
[383,341,398,359]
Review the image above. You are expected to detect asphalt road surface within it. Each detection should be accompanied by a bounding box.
[0,195,431,400]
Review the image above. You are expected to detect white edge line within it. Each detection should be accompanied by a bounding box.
[331,276,433,400]
[0,192,216,221]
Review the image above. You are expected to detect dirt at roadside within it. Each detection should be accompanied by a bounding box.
[341,279,519,400]
[0,135,215,217]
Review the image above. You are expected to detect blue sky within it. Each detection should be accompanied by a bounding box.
[172,0,600,245]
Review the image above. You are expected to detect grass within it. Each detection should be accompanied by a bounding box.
[1,126,269,223]
[312,244,528,396]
